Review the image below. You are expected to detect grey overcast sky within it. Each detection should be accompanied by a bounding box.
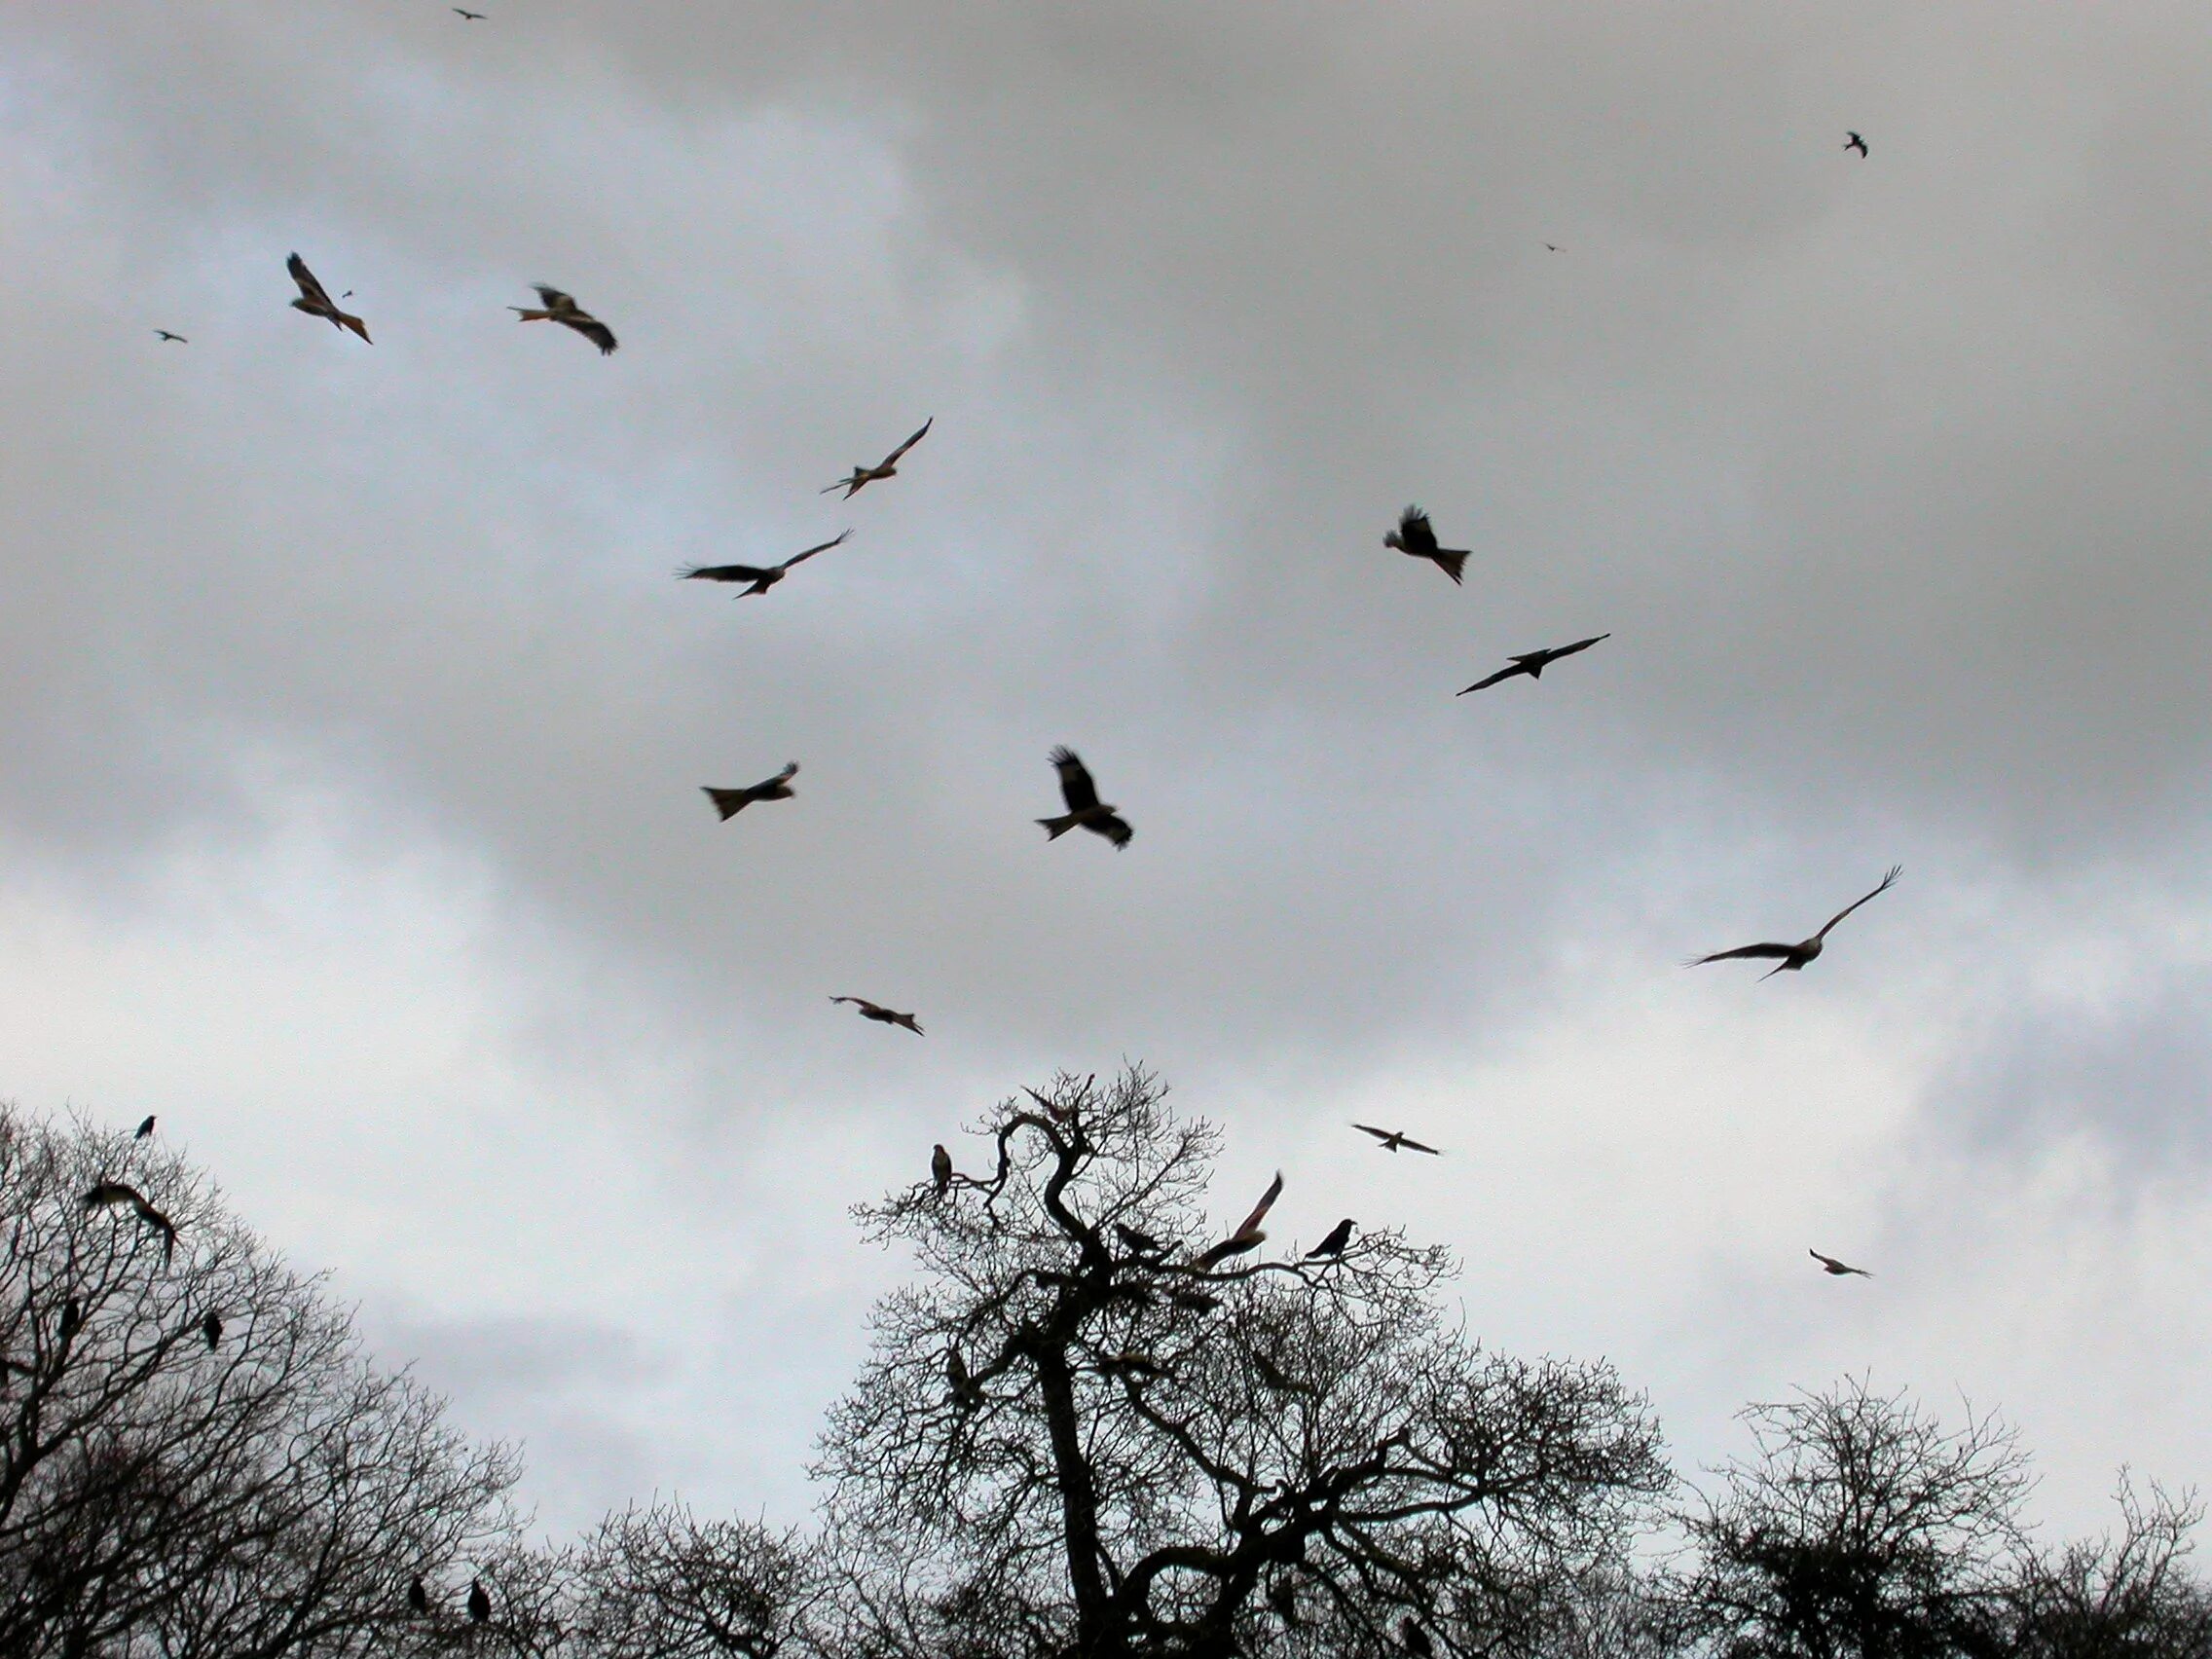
[4,0,2211,1540]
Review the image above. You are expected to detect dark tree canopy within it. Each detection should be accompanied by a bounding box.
[813,1068,1670,1659]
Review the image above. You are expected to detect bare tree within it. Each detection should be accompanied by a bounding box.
[570,1501,817,1658]
[812,1068,1670,1659]
[0,1104,521,1659]
[2002,1475,2212,1658]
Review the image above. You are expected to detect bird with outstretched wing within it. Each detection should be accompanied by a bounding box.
[831,995,923,1035]
[1193,1170,1282,1268]
[286,253,370,343]
[679,531,850,598]
[1353,1124,1441,1156]
[83,1180,177,1264]
[702,761,798,821]
[1686,866,1901,978]
[1810,1249,1872,1277]
[510,285,616,354]
[822,417,933,498]
[1384,506,1470,585]
[1037,747,1132,849]
[1457,634,1610,693]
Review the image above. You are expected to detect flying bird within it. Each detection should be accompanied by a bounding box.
[931,1144,953,1195]
[822,417,933,498]
[154,330,187,344]
[1845,130,1868,158]
[407,1578,431,1616]
[134,1115,156,1139]
[1353,1124,1440,1156]
[1038,747,1132,849]
[454,6,487,17]
[679,530,850,598]
[201,1310,223,1349]
[1306,1218,1354,1259]
[1543,242,1563,252]
[83,1180,177,1264]
[467,1579,492,1624]
[1456,633,1610,693]
[510,285,616,354]
[1194,1171,1282,1268]
[830,995,923,1035]
[1384,506,1471,586]
[285,253,370,343]
[1686,866,1902,978]
[1811,1249,1872,1278]
[702,761,798,821]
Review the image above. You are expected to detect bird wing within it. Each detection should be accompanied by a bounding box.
[1088,810,1134,849]
[1456,661,1529,694]
[1687,941,1796,965]
[1813,865,1901,940]
[1552,632,1611,659]
[830,996,873,1012]
[1395,507,1438,557]
[779,529,851,571]
[287,253,332,310]
[558,313,617,354]
[678,563,773,583]
[755,761,799,792]
[84,1180,144,1209]
[879,416,934,467]
[1232,1171,1284,1240]
[1051,747,1102,812]
[1397,1134,1442,1156]
[1352,1124,1393,1144]
[533,285,573,310]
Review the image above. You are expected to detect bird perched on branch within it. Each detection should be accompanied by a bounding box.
[830,995,923,1035]
[679,530,850,598]
[946,1348,985,1412]
[286,253,369,342]
[1402,1617,1435,1657]
[1686,866,1901,978]
[134,1115,156,1139]
[407,1577,431,1616]
[1194,1171,1282,1268]
[1845,130,1868,158]
[1384,506,1470,586]
[1038,748,1132,849]
[822,417,932,498]
[1810,1249,1872,1278]
[83,1180,177,1264]
[1354,1124,1440,1156]
[702,761,798,821]
[467,1579,492,1624]
[201,1310,224,1349]
[509,285,616,354]
[1306,1218,1354,1259]
[1457,634,1610,693]
[931,1144,953,1196]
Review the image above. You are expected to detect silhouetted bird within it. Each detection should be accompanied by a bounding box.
[1402,1617,1435,1657]
[154,330,187,343]
[831,995,923,1035]
[1845,130,1868,158]
[1457,633,1610,693]
[1038,747,1132,849]
[1253,1350,1312,1395]
[1307,1218,1354,1259]
[702,761,798,821]
[455,7,487,17]
[286,253,369,342]
[1354,1124,1440,1156]
[467,1579,492,1623]
[946,1348,985,1412]
[680,531,850,598]
[1115,1223,1166,1258]
[1384,506,1470,586]
[1686,866,1901,978]
[83,1180,177,1264]
[510,286,615,354]
[1169,1289,1219,1315]
[931,1144,952,1196]
[1543,242,1563,252]
[134,1115,156,1139]
[408,1577,431,1616]
[1269,1577,1303,1628]
[59,1297,82,1341]
[202,1310,224,1349]
[823,417,932,498]
[1810,1249,1872,1278]
[1194,1171,1282,1268]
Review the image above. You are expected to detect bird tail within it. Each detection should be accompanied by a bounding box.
[1434,549,1469,585]
[704,788,753,821]
[338,313,371,343]
[1037,814,1080,840]
[510,308,554,321]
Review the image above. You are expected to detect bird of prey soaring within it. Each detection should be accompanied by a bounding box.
[286,254,370,343]
[467,1580,492,1624]
[407,1578,431,1617]
[134,1115,156,1139]
[1845,130,1868,158]
[154,330,187,344]
[679,530,850,598]
[1384,506,1471,586]
[201,1310,224,1349]
[1194,1171,1283,1268]
[1810,1249,1872,1278]
[1038,747,1133,849]
[822,417,933,498]
[702,761,798,821]
[1686,866,1902,978]
[1543,242,1563,252]
[1354,1124,1440,1156]
[454,6,487,17]
[510,286,616,354]
[83,1181,177,1264]
[931,1144,952,1195]
[831,995,923,1034]
[1457,633,1610,693]
[1306,1218,1354,1259]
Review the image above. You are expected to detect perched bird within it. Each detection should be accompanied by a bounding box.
[1038,747,1133,849]
[830,995,923,1035]
[702,762,798,821]
[1845,130,1868,158]
[201,1310,224,1349]
[679,530,850,598]
[59,1297,82,1342]
[931,1144,953,1196]
[407,1577,431,1616]
[1685,866,1902,978]
[946,1348,985,1412]
[1353,1124,1440,1156]
[1811,1249,1872,1278]
[1269,1577,1303,1629]
[1116,1222,1165,1256]
[1402,1617,1435,1657]
[1195,1171,1282,1269]
[822,417,933,498]
[510,285,616,354]
[1253,1350,1312,1395]
[1384,506,1470,586]
[1457,633,1611,693]
[286,253,370,343]
[467,1579,492,1624]
[1306,1218,1354,1259]
[154,330,187,344]
[134,1115,157,1139]
[454,6,487,17]
[1168,1289,1220,1316]
[83,1180,177,1264]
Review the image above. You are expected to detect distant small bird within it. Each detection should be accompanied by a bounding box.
[1384,506,1471,586]
[1457,633,1611,693]
[831,995,923,1035]
[1353,1124,1440,1156]
[1810,1249,1872,1278]
[454,6,487,17]
[1194,1171,1282,1269]
[1306,1218,1354,1259]
[931,1144,953,1195]
[510,285,616,354]
[286,253,370,343]
[133,1115,156,1139]
[679,530,851,598]
[1543,242,1563,252]
[1686,866,1902,978]
[407,1577,431,1616]
[1845,130,1868,158]
[154,330,187,344]
[467,1579,491,1624]
[822,417,933,498]
[1038,747,1132,849]
[201,1310,223,1349]
[946,1348,985,1412]
[83,1180,177,1264]
[1115,1222,1166,1258]
[1402,1617,1435,1657]
[702,761,798,821]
